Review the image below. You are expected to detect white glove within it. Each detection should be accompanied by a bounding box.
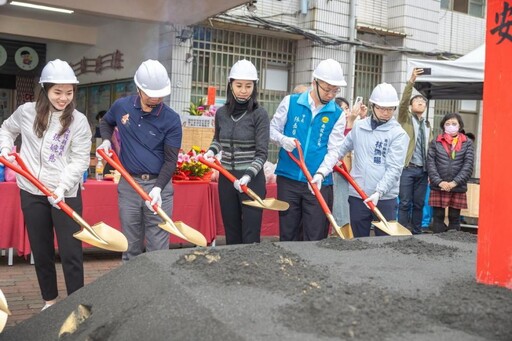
[48,187,65,209]
[203,150,215,161]
[308,173,324,194]
[364,192,381,209]
[281,136,297,152]
[145,187,162,213]
[95,140,112,158]
[234,175,251,193]
[0,147,15,163]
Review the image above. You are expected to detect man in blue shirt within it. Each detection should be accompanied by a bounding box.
[97,59,182,261]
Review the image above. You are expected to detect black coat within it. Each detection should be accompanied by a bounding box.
[427,135,474,193]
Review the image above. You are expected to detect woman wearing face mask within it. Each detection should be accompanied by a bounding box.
[0,59,91,311]
[203,59,269,244]
[426,113,474,233]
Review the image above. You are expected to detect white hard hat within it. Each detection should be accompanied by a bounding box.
[312,59,347,87]
[134,59,171,98]
[369,82,399,107]
[39,59,79,84]
[228,59,258,81]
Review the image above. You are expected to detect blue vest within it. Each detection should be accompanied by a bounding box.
[275,93,342,185]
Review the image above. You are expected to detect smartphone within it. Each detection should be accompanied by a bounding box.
[353,96,363,108]
[420,68,432,75]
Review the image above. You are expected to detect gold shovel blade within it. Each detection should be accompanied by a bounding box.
[74,222,129,252]
[372,220,412,236]
[156,207,207,247]
[242,198,290,211]
[0,289,10,333]
[175,221,208,247]
[340,223,354,239]
[157,221,207,247]
[0,289,10,316]
[326,214,354,240]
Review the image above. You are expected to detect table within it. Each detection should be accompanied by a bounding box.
[209,182,279,237]
[0,182,29,262]
[0,180,217,258]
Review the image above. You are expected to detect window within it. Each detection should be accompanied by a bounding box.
[441,0,486,18]
[354,51,383,104]
[191,27,296,162]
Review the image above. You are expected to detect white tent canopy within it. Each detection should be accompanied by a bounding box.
[408,44,485,100]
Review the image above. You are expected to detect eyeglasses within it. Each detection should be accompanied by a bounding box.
[374,105,396,113]
[315,80,341,95]
[412,98,427,104]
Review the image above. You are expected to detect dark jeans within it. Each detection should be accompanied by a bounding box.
[398,167,428,234]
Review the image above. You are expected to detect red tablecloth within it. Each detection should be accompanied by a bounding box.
[0,182,29,256]
[209,182,279,237]
[0,180,217,256]
[82,179,216,246]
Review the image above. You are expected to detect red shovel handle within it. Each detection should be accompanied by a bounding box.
[97,149,153,206]
[198,156,250,193]
[0,153,75,217]
[333,163,377,211]
[286,140,332,215]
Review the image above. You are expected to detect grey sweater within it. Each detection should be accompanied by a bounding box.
[209,106,270,179]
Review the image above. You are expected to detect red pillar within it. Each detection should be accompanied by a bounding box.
[477,0,512,289]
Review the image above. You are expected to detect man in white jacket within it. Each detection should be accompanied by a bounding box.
[337,83,409,237]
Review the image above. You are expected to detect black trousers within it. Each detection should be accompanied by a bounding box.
[277,175,332,241]
[20,189,84,301]
[218,170,266,245]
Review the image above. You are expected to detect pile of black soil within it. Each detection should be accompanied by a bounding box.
[2,233,510,341]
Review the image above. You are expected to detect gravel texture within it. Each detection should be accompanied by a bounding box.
[2,231,511,341]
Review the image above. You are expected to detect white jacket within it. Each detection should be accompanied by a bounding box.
[0,102,92,197]
[338,116,409,200]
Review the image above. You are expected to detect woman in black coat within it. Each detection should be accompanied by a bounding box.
[426,113,474,233]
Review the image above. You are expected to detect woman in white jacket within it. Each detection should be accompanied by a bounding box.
[0,59,91,311]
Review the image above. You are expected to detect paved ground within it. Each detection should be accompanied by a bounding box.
[0,236,244,332]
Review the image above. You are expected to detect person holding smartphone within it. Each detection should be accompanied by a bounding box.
[397,68,434,234]
[332,96,367,229]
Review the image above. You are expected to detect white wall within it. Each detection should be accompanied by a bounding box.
[46,20,161,85]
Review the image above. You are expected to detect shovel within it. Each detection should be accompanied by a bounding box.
[0,154,128,252]
[333,163,412,236]
[97,149,207,247]
[198,157,289,211]
[0,288,10,333]
[286,141,352,239]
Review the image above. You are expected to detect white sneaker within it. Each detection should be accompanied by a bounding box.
[41,303,53,311]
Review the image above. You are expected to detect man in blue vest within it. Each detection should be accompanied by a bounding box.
[270,59,347,241]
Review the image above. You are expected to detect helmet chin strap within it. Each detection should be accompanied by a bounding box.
[373,112,390,123]
[315,82,329,105]
[230,85,251,104]
[137,89,159,108]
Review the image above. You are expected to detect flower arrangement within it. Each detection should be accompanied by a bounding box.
[185,97,217,117]
[174,146,212,181]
